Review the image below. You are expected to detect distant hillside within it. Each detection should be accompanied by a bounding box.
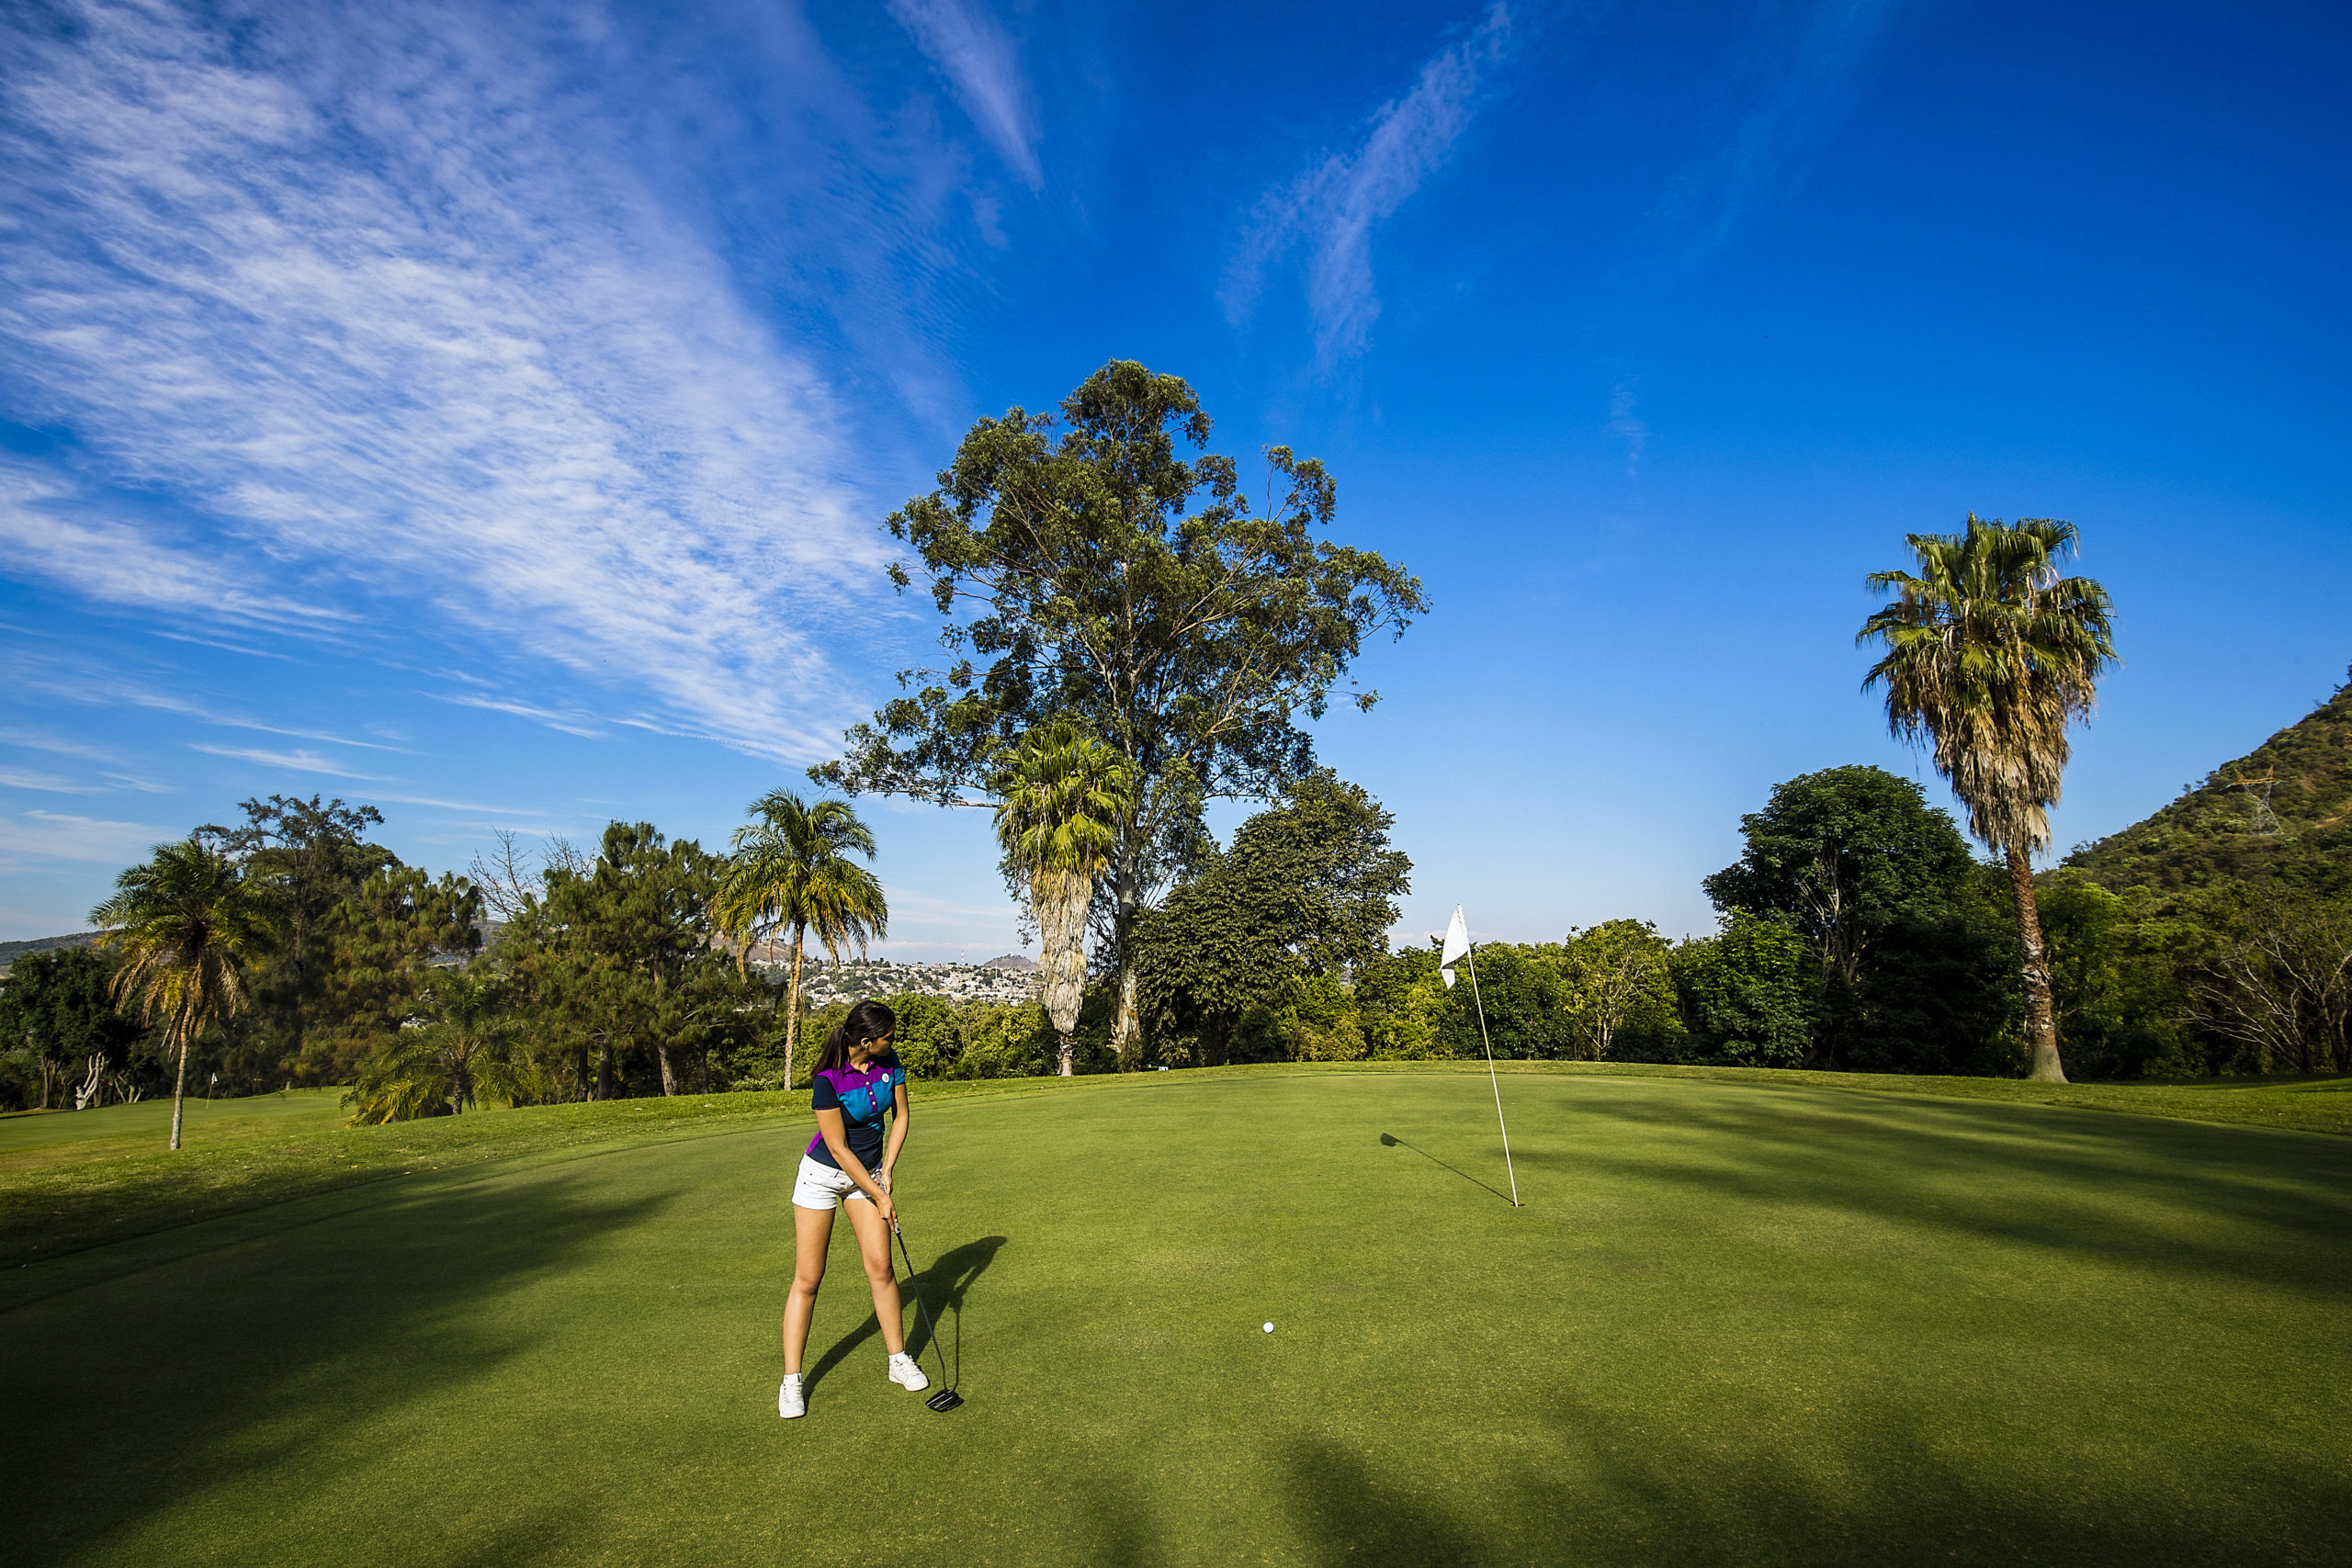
[0,932,101,969]
[2061,671,2351,910]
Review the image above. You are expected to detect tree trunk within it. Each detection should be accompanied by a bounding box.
[1109,866,1142,1069]
[655,1041,677,1096]
[168,1029,189,1151]
[786,927,807,1090]
[2007,846,2066,1082]
[1111,968,1140,1071]
[1035,870,1090,1076]
[595,1040,612,1100]
[1057,1032,1076,1077]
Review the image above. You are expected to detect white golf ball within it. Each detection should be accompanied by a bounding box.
[1262,1322,1274,1333]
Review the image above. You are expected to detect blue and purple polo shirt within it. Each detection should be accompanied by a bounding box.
[806,1050,904,1171]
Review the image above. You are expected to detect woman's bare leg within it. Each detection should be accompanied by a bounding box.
[842,1197,907,1356]
[782,1203,833,1374]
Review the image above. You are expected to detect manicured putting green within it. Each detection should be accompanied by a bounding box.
[6,1070,2349,1566]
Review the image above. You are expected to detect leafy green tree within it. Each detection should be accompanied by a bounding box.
[1137,774,1410,1066]
[817,361,1426,1064]
[1705,766,2014,1070]
[1561,920,1682,1060]
[1672,912,1816,1068]
[345,968,518,1123]
[316,866,481,1080]
[0,947,153,1110]
[1860,515,2118,1081]
[1435,942,1580,1061]
[876,993,962,1080]
[90,839,280,1149]
[198,795,393,1076]
[2033,871,2192,1078]
[718,792,887,1092]
[1704,766,1977,1000]
[993,722,1134,1076]
[1353,946,1447,1060]
[520,822,761,1099]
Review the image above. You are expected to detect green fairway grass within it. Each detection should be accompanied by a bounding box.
[5,1069,2348,1566]
[0,1087,347,1150]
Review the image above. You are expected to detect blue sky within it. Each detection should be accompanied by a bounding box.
[3,0,2346,953]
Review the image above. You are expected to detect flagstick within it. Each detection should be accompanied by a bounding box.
[1462,940,1521,1208]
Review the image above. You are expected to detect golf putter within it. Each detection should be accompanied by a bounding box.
[891,1220,965,1411]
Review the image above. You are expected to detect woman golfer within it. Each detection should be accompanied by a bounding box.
[779,998,929,1418]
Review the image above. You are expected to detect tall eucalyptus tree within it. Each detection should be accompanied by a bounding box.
[817,360,1424,1066]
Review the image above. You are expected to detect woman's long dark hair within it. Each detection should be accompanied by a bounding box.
[815,998,897,1075]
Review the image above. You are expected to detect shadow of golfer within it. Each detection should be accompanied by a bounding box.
[1380,1133,1513,1203]
[807,1233,1006,1393]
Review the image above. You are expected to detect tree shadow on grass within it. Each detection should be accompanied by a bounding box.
[1276,1393,2352,1568]
[1283,1438,1495,1567]
[805,1233,1005,1395]
[1516,1091,2352,1298]
[0,1168,673,1568]
[1380,1131,1515,1203]
[1514,1391,2352,1567]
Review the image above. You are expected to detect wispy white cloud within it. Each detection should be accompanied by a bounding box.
[1606,381,1647,475]
[1226,3,1514,366]
[887,0,1043,188]
[187,743,384,781]
[0,767,93,794]
[1653,0,1906,265]
[0,728,125,765]
[0,457,342,629]
[369,791,576,824]
[0,0,904,761]
[0,809,174,863]
[427,692,607,741]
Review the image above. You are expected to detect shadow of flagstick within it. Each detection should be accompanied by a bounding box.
[1380,1133,1515,1203]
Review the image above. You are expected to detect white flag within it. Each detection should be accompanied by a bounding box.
[1439,905,1470,988]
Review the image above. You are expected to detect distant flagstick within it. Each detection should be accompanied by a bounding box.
[1440,905,1521,1208]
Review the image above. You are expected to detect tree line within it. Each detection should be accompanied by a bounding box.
[7,361,2344,1136]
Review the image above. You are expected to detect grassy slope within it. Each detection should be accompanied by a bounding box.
[5,1069,2347,1567]
[6,1064,2349,1280]
[2060,678,2352,907]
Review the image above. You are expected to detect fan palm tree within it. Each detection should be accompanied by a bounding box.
[344,967,520,1123]
[91,838,279,1150]
[1860,514,2117,1082]
[722,790,888,1089]
[993,722,1135,1076]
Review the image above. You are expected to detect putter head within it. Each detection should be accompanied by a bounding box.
[1379,1134,1398,1146]
[925,1388,965,1412]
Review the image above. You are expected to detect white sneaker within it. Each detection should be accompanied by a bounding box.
[778,1374,806,1418]
[887,1352,930,1392]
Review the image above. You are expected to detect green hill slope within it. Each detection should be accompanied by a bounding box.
[2062,671,2352,912]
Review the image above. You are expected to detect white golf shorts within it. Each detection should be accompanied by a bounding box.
[791,1154,876,1212]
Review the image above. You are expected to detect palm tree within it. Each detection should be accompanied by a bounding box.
[722,790,888,1089]
[1860,514,2117,1082]
[344,967,518,1123]
[91,838,279,1150]
[992,721,1135,1077]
